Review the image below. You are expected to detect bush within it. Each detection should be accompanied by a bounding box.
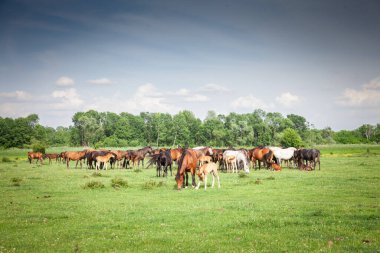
[32,143,46,154]
[2,157,11,163]
[111,177,129,189]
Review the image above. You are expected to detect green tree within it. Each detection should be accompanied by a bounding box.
[280,128,302,148]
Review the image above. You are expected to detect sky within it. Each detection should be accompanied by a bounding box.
[0,0,380,130]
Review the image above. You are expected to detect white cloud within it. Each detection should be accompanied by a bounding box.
[200,83,229,92]
[363,76,380,89]
[86,83,176,113]
[185,94,209,102]
[51,88,84,109]
[56,76,74,86]
[275,92,300,107]
[168,88,208,102]
[337,76,380,107]
[231,94,269,109]
[87,78,113,85]
[0,90,32,100]
[175,88,190,96]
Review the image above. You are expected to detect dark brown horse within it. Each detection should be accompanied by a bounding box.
[130,146,153,167]
[175,149,198,190]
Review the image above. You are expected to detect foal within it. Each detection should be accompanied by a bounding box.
[95,153,115,171]
[196,162,221,190]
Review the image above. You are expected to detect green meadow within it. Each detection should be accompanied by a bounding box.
[0,145,379,252]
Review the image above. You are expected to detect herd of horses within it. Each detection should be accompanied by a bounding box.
[27,145,320,190]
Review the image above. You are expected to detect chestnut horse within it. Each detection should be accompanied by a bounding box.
[65,150,87,169]
[250,147,273,169]
[170,147,183,163]
[175,149,198,190]
[28,152,44,164]
[43,153,60,164]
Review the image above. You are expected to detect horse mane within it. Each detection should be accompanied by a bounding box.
[176,148,188,180]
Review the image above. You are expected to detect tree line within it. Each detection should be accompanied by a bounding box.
[1,110,379,149]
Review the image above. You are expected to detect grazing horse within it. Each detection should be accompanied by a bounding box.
[196,162,220,190]
[28,152,44,164]
[130,146,153,167]
[95,153,116,170]
[157,149,173,177]
[43,153,60,164]
[223,150,250,173]
[251,147,273,169]
[175,149,198,190]
[269,147,297,167]
[65,150,87,169]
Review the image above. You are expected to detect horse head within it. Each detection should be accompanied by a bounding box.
[175,173,184,190]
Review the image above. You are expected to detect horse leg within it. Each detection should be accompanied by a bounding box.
[204,175,208,190]
[184,172,188,188]
[191,171,196,188]
[211,173,215,188]
[67,159,70,169]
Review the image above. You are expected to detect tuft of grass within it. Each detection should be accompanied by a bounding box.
[142,180,157,189]
[266,176,275,180]
[91,172,102,177]
[11,177,22,186]
[2,157,12,163]
[111,177,129,189]
[157,181,166,187]
[238,172,249,178]
[133,168,142,173]
[254,178,262,184]
[82,180,105,189]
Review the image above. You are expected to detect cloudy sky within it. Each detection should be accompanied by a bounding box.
[1,0,380,130]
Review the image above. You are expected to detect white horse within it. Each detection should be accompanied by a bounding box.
[269,147,297,166]
[223,150,250,173]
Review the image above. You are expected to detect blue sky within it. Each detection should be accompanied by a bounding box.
[1,0,380,130]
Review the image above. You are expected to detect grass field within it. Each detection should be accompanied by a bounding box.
[0,145,379,252]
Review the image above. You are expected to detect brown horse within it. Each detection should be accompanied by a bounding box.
[43,153,60,164]
[130,146,153,167]
[192,146,213,158]
[28,152,44,164]
[175,149,198,190]
[170,147,183,162]
[251,147,273,169]
[110,150,129,168]
[65,150,87,169]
